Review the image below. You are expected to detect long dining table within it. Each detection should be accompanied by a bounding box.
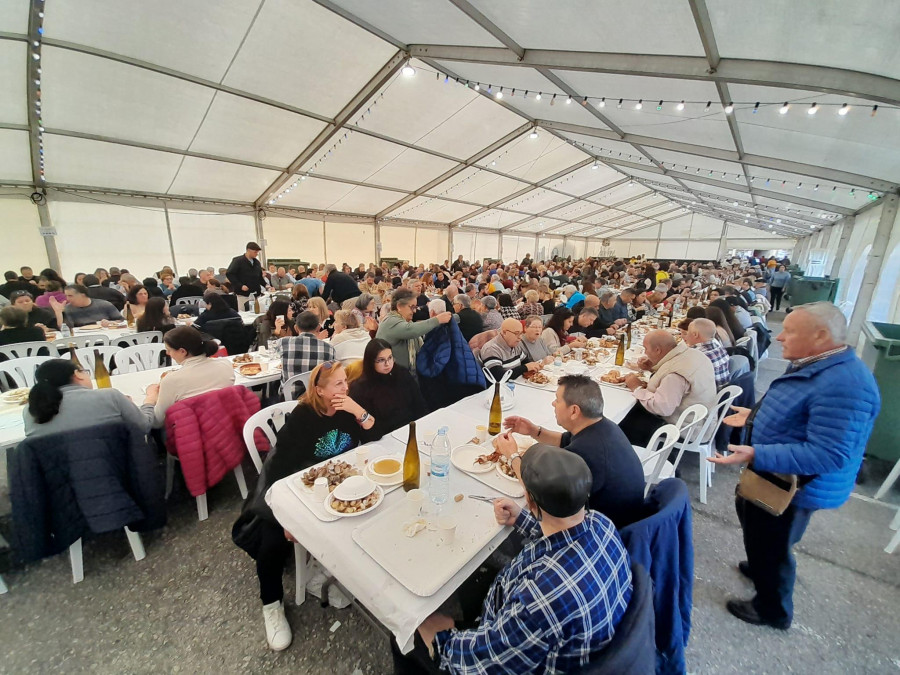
[266,380,636,654]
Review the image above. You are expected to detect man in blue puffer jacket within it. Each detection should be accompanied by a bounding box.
[710,302,880,630]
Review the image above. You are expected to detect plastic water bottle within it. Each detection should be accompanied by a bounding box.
[60,323,71,339]
[430,427,451,507]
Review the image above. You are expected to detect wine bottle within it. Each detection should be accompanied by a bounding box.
[488,381,502,436]
[625,321,632,349]
[403,421,420,492]
[615,334,625,366]
[253,294,261,314]
[125,303,134,327]
[69,343,87,379]
[93,349,112,389]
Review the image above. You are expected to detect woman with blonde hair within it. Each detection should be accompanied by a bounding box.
[518,289,543,319]
[233,360,374,652]
[307,296,333,337]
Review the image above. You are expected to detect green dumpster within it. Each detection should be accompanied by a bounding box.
[786,276,839,308]
[861,321,900,462]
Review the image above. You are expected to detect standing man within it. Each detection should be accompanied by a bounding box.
[227,242,266,310]
[710,302,879,629]
[320,264,361,306]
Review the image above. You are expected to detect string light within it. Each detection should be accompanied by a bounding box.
[400,62,415,77]
[495,87,503,99]
[724,102,734,114]
[597,97,606,108]
[704,101,711,112]
[534,92,542,101]
[656,100,663,111]
[474,83,480,91]
[676,100,685,111]
[617,99,623,108]
[566,95,572,105]
[779,102,790,114]
[807,103,818,115]
[529,128,539,139]
[871,105,878,117]
[838,103,850,116]
[635,99,643,110]
[752,102,759,114]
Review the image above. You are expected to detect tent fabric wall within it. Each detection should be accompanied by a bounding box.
[380,225,416,263]
[325,221,376,269]
[167,210,255,275]
[263,215,327,265]
[473,231,500,261]
[0,197,50,275]
[414,228,449,267]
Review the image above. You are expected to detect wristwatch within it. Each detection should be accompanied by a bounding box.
[357,410,370,424]
[509,452,523,464]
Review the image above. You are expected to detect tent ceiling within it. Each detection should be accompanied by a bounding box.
[3,0,896,244]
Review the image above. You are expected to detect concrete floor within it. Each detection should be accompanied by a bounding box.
[1,313,899,674]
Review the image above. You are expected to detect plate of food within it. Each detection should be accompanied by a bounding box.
[76,323,101,331]
[522,370,552,386]
[233,353,254,365]
[451,445,496,474]
[106,322,128,329]
[238,363,265,377]
[1,388,30,405]
[323,476,384,517]
[495,456,518,482]
[299,459,359,493]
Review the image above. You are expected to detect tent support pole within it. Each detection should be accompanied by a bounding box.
[847,195,898,346]
[163,202,178,276]
[828,217,855,279]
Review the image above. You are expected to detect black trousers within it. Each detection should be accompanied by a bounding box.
[618,402,666,447]
[256,519,294,605]
[736,495,814,624]
[770,286,784,310]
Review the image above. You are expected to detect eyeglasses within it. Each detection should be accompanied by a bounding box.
[374,355,394,365]
[503,329,523,338]
[313,360,337,385]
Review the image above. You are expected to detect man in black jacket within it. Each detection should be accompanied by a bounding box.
[321,264,361,305]
[82,274,126,311]
[451,294,483,342]
[227,242,266,310]
[0,271,37,299]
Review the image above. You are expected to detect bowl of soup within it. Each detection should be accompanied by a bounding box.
[369,456,403,482]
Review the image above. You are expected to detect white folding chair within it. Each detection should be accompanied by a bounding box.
[280,371,312,402]
[73,346,121,374]
[165,453,248,521]
[67,527,146,584]
[114,331,163,348]
[242,401,297,472]
[885,509,900,554]
[116,343,167,373]
[52,334,109,350]
[174,297,204,306]
[632,424,680,496]
[333,337,369,365]
[736,334,759,382]
[0,356,54,391]
[672,388,741,504]
[0,341,58,359]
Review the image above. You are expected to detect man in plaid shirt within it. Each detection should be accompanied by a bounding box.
[280,310,335,381]
[404,445,633,674]
[686,318,731,389]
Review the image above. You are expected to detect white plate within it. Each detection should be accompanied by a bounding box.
[495,462,519,482]
[451,444,495,474]
[323,485,384,518]
[1,388,29,404]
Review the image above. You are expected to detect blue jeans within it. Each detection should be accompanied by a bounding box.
[736,495,814,624]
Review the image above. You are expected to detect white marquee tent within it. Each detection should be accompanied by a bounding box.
[2,0,900,329]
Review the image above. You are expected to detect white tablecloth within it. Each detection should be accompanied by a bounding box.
[266,384,636,653]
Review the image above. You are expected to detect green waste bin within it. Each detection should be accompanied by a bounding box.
[786,276,839,308]
[861,321,900,461]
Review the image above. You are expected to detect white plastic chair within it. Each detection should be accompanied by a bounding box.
[0,356,54,391]
[333,337,369,365]
[52,334,110,350]
[116,343,167,373]
[73,346,121,375]
[0,572,6,594]
[174,297,204,306]
[114,331,163,348]
[165,454,248,521]
[280,371,312,402]
[672,388,741,504]
[242,401,296,472]
[632,424,680,497]
[736,334,759,382]
[0,341,58,359]
[885,509,900,554]
[68,528,146,584]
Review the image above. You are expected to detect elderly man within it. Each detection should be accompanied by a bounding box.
[618,329,717,446]
[480,318,542,381]
[441,284,458,313]
[710,303,879,630]
[270,267,294,292]
[452,294,483,342]
[685,318,730,389]
[227,242,266,309]
[321,263,362,306]
[501,374,645,527]
[403,445,632,674]
[376,288,451,376]
[48,284,123,328]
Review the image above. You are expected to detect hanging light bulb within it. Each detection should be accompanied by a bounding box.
[598,97,606,108]
[550,94,556,106]
[807,102,818,115]
[635,99,643,109]
[752,102,760,114]
[495,87,503,99]
[838,103,850,116]
[535,92,542,101]
[529,128,539,139]
[779,102,790,114]
[656,100,663,110]
[565,95,572,105]
[704,101,711,112]
[592,162,599,170]
[401,63,415,77]
[474,83,480,91]
[676,100,685,111]
[617,98,623,108]
[724,102,734,114]
[871,105,878,117]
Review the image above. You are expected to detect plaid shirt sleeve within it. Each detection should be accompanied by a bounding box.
[281,335,335,379]
[697,342,731,389]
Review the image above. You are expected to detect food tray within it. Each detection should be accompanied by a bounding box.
[454,441,525,498]
[389,409,483,453]
[285,450,402,522]
[352,495,506,596]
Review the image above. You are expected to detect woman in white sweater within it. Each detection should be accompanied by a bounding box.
[144,326,235,426]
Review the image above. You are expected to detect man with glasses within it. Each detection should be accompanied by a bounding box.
[480,318,543,382]
[280,310,335,383]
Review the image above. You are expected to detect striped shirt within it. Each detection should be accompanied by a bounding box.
[479,334,528,382]
[435,510,632,674]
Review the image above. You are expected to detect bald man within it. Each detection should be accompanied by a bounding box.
[480,317,542,382]
[618,329,717,446]
[685,318,730,389]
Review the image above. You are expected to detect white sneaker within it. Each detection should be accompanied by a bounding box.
[262,600,292,651]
